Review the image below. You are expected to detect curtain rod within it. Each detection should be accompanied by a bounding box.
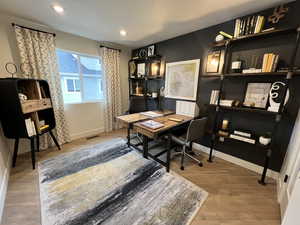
[100,45,121,52]
[12,23,56,37]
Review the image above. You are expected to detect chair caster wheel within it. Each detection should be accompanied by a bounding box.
[180,166,184,170]
[199,163,203,167]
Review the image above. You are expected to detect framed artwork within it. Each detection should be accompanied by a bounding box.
[147,45,155,56]
[137,63,145,76]
[205,50,225,74]
[165,59,200,100]
[243,82,272,108]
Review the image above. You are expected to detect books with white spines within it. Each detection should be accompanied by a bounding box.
[233,130,251,138]
[25,119,36,137]
[31,121,37,136]
[25,119,33,137]
[140,111,163,118]
[234,19,241,38]
[140,120,164,129]
[220,100,234,107]
[229,134,256,144]
[210,90,220,105]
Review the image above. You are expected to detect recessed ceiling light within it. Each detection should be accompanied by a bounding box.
[120,30,127,37]
[53,5,64,14]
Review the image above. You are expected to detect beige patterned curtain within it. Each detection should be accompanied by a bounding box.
[14,26,70,149]
[100,47,122,132]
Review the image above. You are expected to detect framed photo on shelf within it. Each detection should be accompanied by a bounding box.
[165,59,200,100]
[147,45,155,56]
[205,50,225,75]
[243,82,272,109]
[137,63,146,77]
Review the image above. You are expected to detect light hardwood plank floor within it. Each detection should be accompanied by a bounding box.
[1,129,281,225]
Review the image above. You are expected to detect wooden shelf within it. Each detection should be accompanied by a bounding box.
[213,27,297,47]
[202,71,300,78]
[217,134,270,150]
[21,98,52,114]
[209,104,278,115]
[129,76,163,80]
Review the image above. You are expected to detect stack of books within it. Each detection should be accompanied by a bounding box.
[209,90,220,105]
[25,118,36,137]
[229,130,256,144]
[262,53,279,72]
[234,15,265,38]
[140,120,164,129]
[219,100,234,107]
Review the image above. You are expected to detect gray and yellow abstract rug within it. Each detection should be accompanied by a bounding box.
[39,138,208,225]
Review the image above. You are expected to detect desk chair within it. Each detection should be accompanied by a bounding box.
[170,117,207,170]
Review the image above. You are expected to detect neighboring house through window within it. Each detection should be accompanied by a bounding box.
[56,49,103,104]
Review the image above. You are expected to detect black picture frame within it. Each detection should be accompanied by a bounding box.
[204,50,225,75]
[147,45,155,57]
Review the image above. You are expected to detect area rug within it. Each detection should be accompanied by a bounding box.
[39,138,208,225]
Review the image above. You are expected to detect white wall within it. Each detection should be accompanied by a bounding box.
[0,11,131,221]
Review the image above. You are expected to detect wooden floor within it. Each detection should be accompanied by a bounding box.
[2,129,281,225]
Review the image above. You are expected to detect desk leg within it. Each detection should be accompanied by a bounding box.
[166,134,171,172]
[127,125,131,147]
[143,135,148,159]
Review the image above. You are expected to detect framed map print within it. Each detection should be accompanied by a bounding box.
[165,59,200,100]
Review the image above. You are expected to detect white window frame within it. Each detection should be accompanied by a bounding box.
[57,49,104,104]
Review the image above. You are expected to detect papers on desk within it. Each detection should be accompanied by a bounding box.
[140,111,163,118]
[140,120,164,129]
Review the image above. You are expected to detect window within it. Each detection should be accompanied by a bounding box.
[56,49,103,104]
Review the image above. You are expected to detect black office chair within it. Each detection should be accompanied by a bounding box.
[170,117,207,170]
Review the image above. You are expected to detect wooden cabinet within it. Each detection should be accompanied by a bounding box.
[0,78,60,169]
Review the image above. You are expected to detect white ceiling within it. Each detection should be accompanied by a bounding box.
[0,0,292,47]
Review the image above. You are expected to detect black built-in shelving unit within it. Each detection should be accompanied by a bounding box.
[206,26,300,185]
[128,55,164,113]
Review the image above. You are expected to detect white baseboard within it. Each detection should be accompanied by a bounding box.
[70,127,105,141]
[193,143,279,180]
[0,152,11,224]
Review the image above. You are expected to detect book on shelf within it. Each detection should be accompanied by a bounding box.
[234,15,265,38]
[262,53,279,72]
[233,130,252,138]
[140,120,164,129]
[229,134,256,144]
[25,118,36,137]
[209,90,220,105]
[219,100,234,107]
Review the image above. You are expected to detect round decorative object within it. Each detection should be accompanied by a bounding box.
[268,81,290,112]
[215,34,224,42]
[129,61,136,75]
[259,136,271,146]
[18,93,28,101]
[138,49,147,58]
[5,62,17,78]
